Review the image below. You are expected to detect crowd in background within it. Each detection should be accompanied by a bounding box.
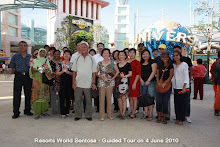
[9,40,220,126]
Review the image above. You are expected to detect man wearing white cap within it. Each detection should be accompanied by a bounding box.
[72,41,97,121]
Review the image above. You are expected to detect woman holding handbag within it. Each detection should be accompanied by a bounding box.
[140,49,157,121]
[30,48,52,119]
[156,52,174,124]
[97,48,119,121]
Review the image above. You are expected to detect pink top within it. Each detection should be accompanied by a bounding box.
[193,64,206,78]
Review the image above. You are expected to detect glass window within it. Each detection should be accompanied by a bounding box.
[117,33,126,40]
[118,16,126,23]
[8,27,17,37]
[118,7,126,14]
[8,13,17,25]
[117,42,123,49]
[118,24,126,32]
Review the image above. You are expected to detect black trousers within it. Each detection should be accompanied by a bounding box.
[13,73,32,115]
[59,74,72,115]
[174,89,187,121]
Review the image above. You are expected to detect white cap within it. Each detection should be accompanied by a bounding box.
[80,41,89,47]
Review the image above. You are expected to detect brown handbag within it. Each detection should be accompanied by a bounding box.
[156,65,171,93]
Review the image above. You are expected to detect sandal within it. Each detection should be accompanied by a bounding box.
[117,114,122,118]
[162,120,167,124]
[175,120,180,124]
[156,119,161,123]
[35,115,40,120]
[141,115,148,119]
[147,117,153,121]
[120,116,125,120]
[177,121,183,126]
[127,114,135,119]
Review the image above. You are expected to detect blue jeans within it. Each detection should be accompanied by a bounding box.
[156,88,172,114]
[140,81,156,97]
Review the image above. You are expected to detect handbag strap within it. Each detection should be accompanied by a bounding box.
[160,64,169,80]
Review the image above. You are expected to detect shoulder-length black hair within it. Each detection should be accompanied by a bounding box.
[173,51,183,64]
[140,49,152,64]
[112,50,119,60]
[118,50,128,60]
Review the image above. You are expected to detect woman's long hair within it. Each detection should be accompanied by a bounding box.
[173,51,183,64]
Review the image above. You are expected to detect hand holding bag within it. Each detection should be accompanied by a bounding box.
[156,65,171,93]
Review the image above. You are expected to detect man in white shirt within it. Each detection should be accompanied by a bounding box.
[92,43,107,112]
[93,43,104,64]
[72,41,97,121]
[70,41,81,63]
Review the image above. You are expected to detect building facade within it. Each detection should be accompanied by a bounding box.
[0,9,31,64]
[114,0,129,50]
[47,0,109,47]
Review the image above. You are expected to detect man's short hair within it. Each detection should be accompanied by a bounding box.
[18,41,28,46]
[152,49,158,53]
[173,45,181,50]
[97,42,105,48]
[138,43,144,47]
[44,45,50,48]
[129,48,136,54]
[197,59,203,64]
[63,47,68,50]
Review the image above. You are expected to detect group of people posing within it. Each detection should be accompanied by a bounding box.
[9,40,220,126]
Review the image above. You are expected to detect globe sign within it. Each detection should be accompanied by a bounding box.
[142,20,191,59]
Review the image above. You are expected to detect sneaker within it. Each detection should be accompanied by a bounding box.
[185,117,192,123]
[74,117,80,121]
[12,114,19,119]
[87,117,93,121]
[214,110,219,116]
[24,111,33,116]
[135,110,139,114]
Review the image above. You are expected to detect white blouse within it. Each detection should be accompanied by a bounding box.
[172,62,189,89]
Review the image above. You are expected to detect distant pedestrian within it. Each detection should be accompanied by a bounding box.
[193,59,206,100]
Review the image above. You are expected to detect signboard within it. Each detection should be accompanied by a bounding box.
[196,48,220,54]
[135,31,199,47]
[0,57,10,59]
[72,16,93,32]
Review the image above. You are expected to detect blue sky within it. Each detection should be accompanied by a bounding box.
[21,0,219,41]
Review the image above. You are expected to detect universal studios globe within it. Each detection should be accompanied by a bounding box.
[141,20,191,58]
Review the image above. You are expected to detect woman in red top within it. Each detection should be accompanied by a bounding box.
[193,59,206,100]
[128,48,141,119]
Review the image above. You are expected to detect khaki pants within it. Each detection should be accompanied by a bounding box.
[99,87,113,118]
[75,87,93,118]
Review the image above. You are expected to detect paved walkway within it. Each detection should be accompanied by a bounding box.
[0,75,219,147]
